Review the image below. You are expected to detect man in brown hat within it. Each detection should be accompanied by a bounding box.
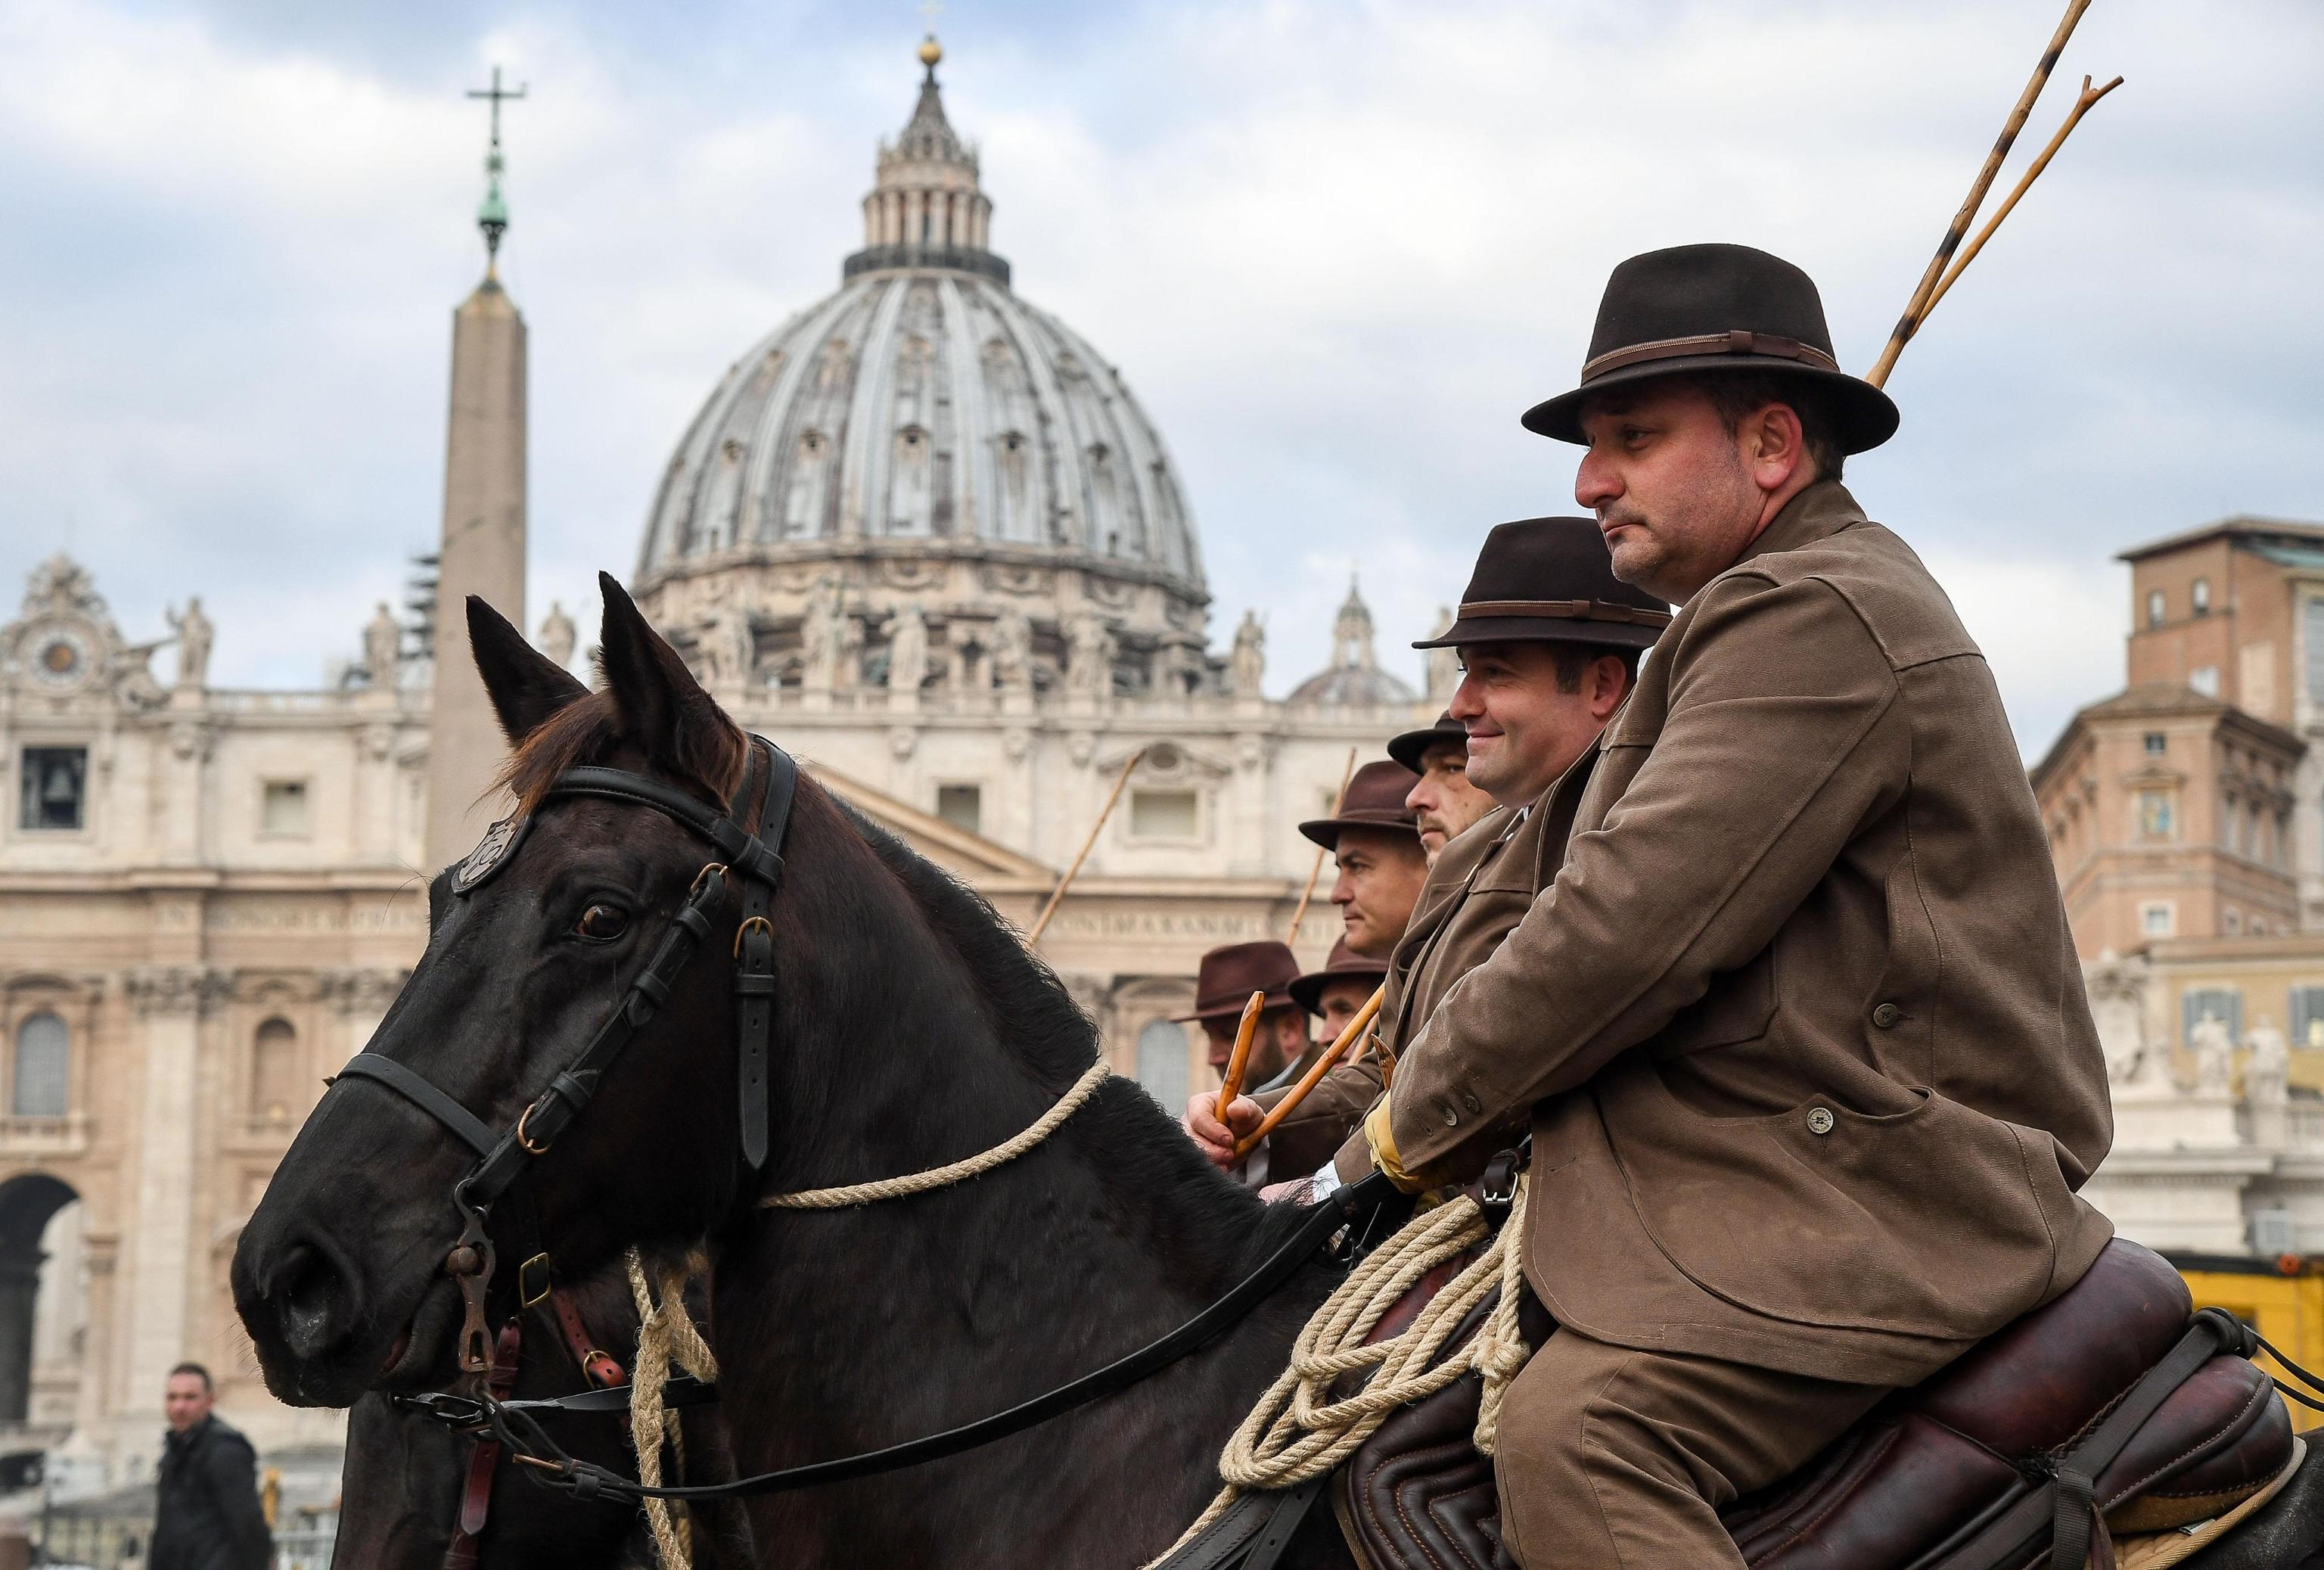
[1351,244,2113,1569]
[1390,712,1495,864]
[1289,936,1388,1049]
[1301,759,1425,959]
[1171,940,1311,1090]
[1186,515,1662,1177]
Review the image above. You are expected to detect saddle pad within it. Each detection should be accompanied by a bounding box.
[1337,1239,2294,1570]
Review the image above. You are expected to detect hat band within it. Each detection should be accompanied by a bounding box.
[1580,330,1841,384]
[1458,598,1674,629]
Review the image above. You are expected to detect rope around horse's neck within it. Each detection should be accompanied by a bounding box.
[620,1059,1114,1568]
[1145,1176,1533,1569]
[625,1248,718,1570]
[757,1059,1114,1210]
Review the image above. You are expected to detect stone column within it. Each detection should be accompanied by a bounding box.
[425,276,528,872]
[117,966,225,1419]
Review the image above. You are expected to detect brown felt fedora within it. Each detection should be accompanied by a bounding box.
[1298,759,1421,851]
[1414,518,1670,652]
[1387,710,1466,774]
[1171,940,1303,1022]
[1288,936,1390,1017]
[1521,243,1899,454]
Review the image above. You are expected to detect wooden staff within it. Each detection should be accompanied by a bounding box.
[1233,982,1384,1160]
[1866,0,2095,388]
[1215,990,1266,1112]
[1915,74,2123,327]
[1024,746,1145,947]
[1284,748,1358,944]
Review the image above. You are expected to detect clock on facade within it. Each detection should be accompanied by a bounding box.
[24,623,94,689]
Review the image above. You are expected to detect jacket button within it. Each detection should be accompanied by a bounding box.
[1441,1102,1460,1128]
[1806,1106,1836,1136]
[1460,1090,1482,1115]
[1872,1003,1903,1029]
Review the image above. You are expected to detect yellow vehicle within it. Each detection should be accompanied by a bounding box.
[2171,1251,2324,1430]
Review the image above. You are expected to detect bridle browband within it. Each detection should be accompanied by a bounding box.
[336,734,797,1376]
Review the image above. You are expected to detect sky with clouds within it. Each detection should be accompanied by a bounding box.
[0,0,2316,756]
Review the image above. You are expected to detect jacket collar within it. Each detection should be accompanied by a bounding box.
[1733,479,1866,570]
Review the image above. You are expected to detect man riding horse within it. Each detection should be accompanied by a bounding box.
[1334,242,2114,1568]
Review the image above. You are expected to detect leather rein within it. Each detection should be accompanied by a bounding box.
[338,730,1398,1508]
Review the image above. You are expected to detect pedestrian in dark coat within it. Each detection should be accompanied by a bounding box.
[151,1362,272,1570]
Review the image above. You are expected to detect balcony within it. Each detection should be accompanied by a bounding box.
[0,1114,91,1158]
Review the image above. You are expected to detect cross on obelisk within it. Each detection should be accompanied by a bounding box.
[466,66,528,270]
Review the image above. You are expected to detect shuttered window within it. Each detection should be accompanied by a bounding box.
[2291,987,2324,1051]
[2183,987,2242,1048]
[1135,1019,1190,1115]
[11,1012,68,1118]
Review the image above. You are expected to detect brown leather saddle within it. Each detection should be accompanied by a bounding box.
[1336,1238,2295,1570]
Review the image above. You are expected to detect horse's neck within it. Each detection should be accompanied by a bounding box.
[707,921,1334,1566]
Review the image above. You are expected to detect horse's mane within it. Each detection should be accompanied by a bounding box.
[495,689,749,814]
[834,800,1306,1264]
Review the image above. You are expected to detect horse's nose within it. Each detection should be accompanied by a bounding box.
[264,1232,363,1366]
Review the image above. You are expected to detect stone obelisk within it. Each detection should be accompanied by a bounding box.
[427,69,529,870]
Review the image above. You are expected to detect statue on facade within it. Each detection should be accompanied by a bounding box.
[537,601,576,670]
[1229,610,1265,697]
[2191,1011,2235,1094]
[1067,605,1116,698]
[167,597,213,689]
[2083,950,2154,1087]
[698,603,756,689]
[800,575,844,692]
[1425,605,1460,704]
[991,610,1033,693]
[2248,1016,2291,1104]
[364,603,402,686]
[883,602,929,693]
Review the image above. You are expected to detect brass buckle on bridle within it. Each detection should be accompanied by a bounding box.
[515,1100,551,1156]
[733,914,772,958]
[517,1251,554,1310]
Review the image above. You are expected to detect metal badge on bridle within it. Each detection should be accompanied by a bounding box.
[453,813,535,895]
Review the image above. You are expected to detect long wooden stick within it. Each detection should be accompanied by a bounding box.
[1284,748,1358,945]
[1234,982,1384,1159]
[1916,75,2123,326]
[1866,0,2094,389]
[1216,990,1266,1111]
[1025,746,1145,946]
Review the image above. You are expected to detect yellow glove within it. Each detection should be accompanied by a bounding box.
[1366,1092,1435,1194]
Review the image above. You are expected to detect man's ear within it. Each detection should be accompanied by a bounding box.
[595,572,742,797]
[1587,654,1631,723]
[1745,402,1809,493]
[468,597,589,745]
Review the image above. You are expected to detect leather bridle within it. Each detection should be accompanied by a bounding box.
[336,734,797,1381]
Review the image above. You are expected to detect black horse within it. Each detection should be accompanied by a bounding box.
[234,579,2321,1570]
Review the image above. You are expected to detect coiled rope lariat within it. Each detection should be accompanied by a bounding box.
[625,1248,718,1570]
[1147,1176,1533,1568]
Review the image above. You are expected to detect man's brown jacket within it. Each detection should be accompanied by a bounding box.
[1378,481,2114,1386]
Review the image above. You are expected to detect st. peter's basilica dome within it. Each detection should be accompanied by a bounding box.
[633,42,1208,701]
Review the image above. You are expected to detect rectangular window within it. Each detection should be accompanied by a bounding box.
[2303,600,2324,710]
[1129,788,1199,839]
[261,779,309,837]
[2143,732,2167,755]
[2190,666,2221,698]
[2140,901,2176,938]
[2192,577,2212,615]
[935,783,982,836]
[2290,986,2324,1049]
[2225,907,2242,934]
[2183,987,2242,1047]
[2147,589,2167,629]
[17,747,87,832]
[2136,789,2176,841]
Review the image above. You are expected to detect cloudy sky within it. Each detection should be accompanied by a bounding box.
[1,0,2316,755]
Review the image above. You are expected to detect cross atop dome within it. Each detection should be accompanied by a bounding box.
[844,33,1009,287]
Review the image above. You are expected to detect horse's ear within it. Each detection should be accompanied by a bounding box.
[595,572,738,792]
[468,596,588,745]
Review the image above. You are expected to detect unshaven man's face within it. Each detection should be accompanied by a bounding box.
[1406,738,1496,861]
[1200,1007,1309,1084]
[1452,642,1629,810]
[1313,975,1377,1045]
[1574,381,1812,604]
[1329,826,1427,959]
[165,1372,213,1433]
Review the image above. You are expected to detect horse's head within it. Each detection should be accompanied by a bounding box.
[233,575,789,1404]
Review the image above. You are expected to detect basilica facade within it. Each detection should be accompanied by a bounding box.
[0,42,1438,1479]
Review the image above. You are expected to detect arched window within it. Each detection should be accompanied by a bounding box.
[1134,1020,1189,1115]
[249,1018,300,1122]
[11,1014,67,1119]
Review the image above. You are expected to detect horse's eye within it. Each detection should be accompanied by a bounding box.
[574,904,629,942]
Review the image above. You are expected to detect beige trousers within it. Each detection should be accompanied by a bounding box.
[1492,1329,1889,1569]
